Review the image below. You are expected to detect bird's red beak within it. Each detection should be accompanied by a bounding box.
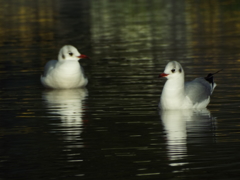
[78,54,89,59]
[159,73,168,78]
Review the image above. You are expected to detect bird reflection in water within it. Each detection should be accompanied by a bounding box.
[42,88,88,148]
[160,109,216,166]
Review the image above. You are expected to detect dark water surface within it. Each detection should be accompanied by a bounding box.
[1,0,240,179]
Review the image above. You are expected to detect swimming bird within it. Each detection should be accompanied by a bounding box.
[159,61,220,109]
[41,45,89,89]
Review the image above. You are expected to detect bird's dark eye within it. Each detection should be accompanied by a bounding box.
[179,68,182,73]
[69,52,73,56]
[171,69,175,73]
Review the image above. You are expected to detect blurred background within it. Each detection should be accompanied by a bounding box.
[1,0,240,179]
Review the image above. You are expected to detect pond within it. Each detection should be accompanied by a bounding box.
[1,0,240,179]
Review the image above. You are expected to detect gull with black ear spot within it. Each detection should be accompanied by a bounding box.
[159,61,221,109]
[41,45,89,89]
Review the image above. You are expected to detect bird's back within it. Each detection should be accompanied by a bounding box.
[185,77,216,107]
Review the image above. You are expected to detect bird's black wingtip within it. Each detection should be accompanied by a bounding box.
[205,69,222,85]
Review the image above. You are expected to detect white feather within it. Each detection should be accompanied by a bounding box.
[41,45,88,89]
[159,61,216,109]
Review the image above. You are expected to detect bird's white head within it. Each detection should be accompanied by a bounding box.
[159,61,184,80]
[58,45,88,61]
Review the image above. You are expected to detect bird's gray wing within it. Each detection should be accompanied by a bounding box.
[42,60,58,77]
[185,78,212,104]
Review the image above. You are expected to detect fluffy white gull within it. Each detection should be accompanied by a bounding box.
[159,61,220,109]
[41,45,89,89]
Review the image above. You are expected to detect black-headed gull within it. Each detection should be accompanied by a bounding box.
[159,61,220,109]
[41,45,89,89]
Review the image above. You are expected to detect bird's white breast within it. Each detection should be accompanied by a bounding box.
[41,61,87,89]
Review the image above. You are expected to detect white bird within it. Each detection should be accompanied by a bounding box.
[159,61,220,109]
[41,45,89,89]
